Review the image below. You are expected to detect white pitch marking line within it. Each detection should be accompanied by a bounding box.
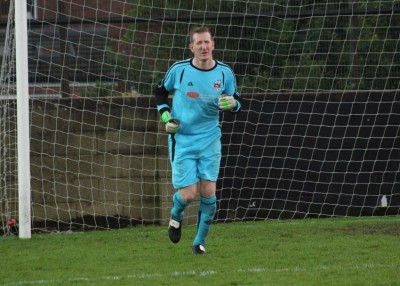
[0,263,397,286]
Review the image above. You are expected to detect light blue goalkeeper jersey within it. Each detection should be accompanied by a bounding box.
[156,58,240,135]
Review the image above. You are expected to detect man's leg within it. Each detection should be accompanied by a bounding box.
[192,130,221,254]
[169,184,198,244]
[168,192,188,243]
[192,195,216,253]
[170,192,188,222]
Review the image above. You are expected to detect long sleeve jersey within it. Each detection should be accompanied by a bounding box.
[154,58,242,135]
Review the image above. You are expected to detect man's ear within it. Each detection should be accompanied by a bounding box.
[189,43,194,53]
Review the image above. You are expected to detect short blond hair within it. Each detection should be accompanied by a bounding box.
[189,26,213,43]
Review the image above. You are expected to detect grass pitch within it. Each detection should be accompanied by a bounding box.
[1,216,399,286]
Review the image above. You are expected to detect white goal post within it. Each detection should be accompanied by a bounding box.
[15,0,32,239]
[0,0,399,236]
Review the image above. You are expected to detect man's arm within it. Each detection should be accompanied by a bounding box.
[153,83,180,133]
[154,83,171,115]
[231,91,242,112]
[218,67,242,112]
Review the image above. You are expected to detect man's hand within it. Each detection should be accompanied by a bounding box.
[161,111,180,133]
[165,119,180,133]
[218,95,237,111]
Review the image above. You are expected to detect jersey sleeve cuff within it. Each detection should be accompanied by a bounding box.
[157,104,170,114]
[231,101,241,113]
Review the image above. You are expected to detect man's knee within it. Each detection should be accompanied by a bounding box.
[178,183,198,202]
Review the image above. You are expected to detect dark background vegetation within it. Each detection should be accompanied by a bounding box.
[116,0,400,95]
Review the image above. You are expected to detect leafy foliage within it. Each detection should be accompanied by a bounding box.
[112,0,399,94]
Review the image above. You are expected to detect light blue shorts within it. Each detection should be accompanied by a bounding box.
[168,128,222,189]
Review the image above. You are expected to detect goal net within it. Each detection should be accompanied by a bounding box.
[0,0,18,235]
[1,0,399,234]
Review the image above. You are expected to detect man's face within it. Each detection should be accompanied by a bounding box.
[190,32,214,62]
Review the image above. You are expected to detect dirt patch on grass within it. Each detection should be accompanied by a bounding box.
[320,223,400,236]
[344,224,400,235]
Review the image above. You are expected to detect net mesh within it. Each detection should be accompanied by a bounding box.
[0,0,399,234]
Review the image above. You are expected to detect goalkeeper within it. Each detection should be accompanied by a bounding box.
[154,26,242,255]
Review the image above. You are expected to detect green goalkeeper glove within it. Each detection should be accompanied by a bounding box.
[218,95,237,111]
[161,111,180,134]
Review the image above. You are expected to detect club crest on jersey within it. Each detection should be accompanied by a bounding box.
[186,91,199,98]
[213,80,221,90]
